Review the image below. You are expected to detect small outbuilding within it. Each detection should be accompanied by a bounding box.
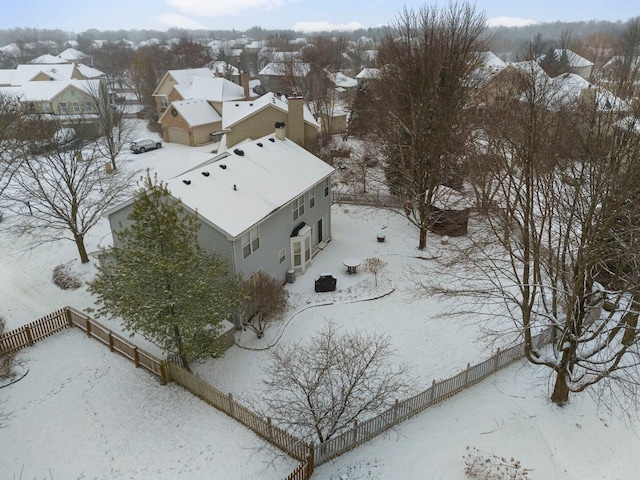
[428,186,473,237]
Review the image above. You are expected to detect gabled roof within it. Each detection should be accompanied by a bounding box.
[167,134,334,239]
[2,64,80,86]
[221,92,318,130]
[0,78,101,102]
[59,48,91,61]
[167,67,216,86]
[209,61,239,77]
[355,68,380,79]
[538,49,594,68]
[159,99,222,127]
[76,64,105,79]
[258,62,311,77]
[329,71,357,88]
[29,54,68,64]
[173,76,246,103]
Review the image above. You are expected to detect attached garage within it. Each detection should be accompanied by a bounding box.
[160,99,223,147]
[168,127,190,145]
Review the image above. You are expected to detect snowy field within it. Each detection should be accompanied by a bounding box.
[1,124,640,479]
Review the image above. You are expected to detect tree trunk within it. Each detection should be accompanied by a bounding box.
[551,367,570,405]
[173,324,190,372]
[418,226,427,250]
[74,233,89,264]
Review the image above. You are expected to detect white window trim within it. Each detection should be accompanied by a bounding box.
[324,178,330,196]
[278,248,286,264]
[293,194,305,221]
[59,102,68,113]
[309,188,315,209]
[241,226,260,259]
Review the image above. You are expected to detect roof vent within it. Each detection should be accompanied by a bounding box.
[250,103,253,106]
[235,103,239,106]
[233,148,244,156]
[233,184,237,191]
[182,179,191,185]
[219,164,227,169]
[202,171,210,177]
[257,142,263,147]
[269,138,275,142]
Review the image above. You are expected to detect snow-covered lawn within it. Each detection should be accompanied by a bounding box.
[1,329,296,480]
[1,126,639,479]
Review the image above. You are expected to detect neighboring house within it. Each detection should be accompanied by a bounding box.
[159,98,223,146]
[221,92,318,150]
[537,49,594,80]
[258,61,311,94]
[0,78,103,133]
[58,47,93,65]
[0,63,88,86]
[28,53,68,64]
[105,126,335,287]
[328,71,358,99]
[155,68,253,146]
[355,68,380,89]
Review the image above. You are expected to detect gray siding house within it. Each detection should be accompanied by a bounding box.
[105,125,334,283]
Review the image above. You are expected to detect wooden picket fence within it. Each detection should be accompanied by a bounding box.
[312,327,554,466]
[166,361,313,464]
[0,306,168,384]
[1,307,554,480]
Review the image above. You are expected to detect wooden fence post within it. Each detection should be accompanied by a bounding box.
[108,333,114,352]
[307,442,315,476]
[25,325,33,346]
[159,359,170,385]
[351,420,358,444]
[393,398,399,423]
[267,417,273,440]
[228,393,235,417]
[133,347,139,367]
[493,348,501,371]
[429,379,436,402]
[85,318,91,338]
[65,307,73,327]
[463,363,471,385]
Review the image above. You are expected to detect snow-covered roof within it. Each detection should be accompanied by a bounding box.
[76,63,105,79]
[615,116,640,134]
[162,99,222,127]
[538,49,594,68]
[168,67,216,86]
[221,92,318,130]
[259,62,311,77]
[29,54,68,64]
[209,61,239,77]
[58,48,90,62]
[355,68,380,79]
[3,64,79,86]
[0,43,22,56]
[329,71,357,89]
[0,78,101,102]
[174,76,246,103]
[167,134,334,239]
[476,51,506,70]
[552,73,629,111]
[603,55,640,70]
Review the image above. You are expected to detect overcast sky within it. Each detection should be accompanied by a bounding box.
[2,0,636,33]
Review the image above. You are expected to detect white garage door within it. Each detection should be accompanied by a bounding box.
[168,127,190,145]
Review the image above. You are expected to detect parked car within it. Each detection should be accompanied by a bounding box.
[130,138,162,154]
[30,127,77,153]
[53,127,76,146]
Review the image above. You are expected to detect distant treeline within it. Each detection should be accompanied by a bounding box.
[0,19,632,58]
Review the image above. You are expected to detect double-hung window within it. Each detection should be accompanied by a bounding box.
[59,102,68,113]
[242,227,260,259]
[324,178,330,197]
[72,101,80,112]
[293,194,305,221]
[309,188,315,209]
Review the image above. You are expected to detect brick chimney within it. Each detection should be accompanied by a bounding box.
[275,121,286,140]
[287,94,304,147]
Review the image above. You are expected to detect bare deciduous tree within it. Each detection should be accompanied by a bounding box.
[241,271,289,339]
[421,60,640,408]
[371,3,487,249]
[6,138,135,263]
[261,320,410,444]
[364,257,387,287]
[85,79,136,171]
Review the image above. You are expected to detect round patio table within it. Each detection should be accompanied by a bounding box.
[343,258,362,274]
